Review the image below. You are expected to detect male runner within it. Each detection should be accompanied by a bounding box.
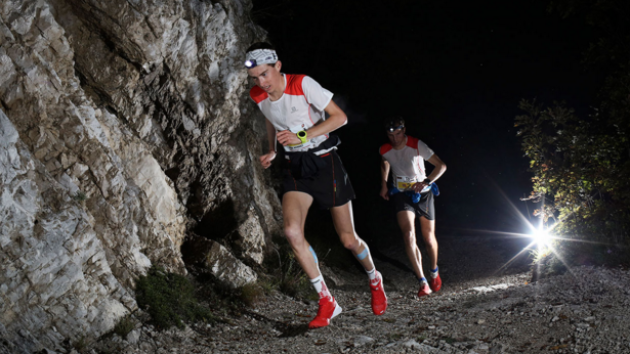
[379,118,447,297]
[245,42,387,328]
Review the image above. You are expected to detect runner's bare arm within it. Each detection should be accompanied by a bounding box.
[413,154,446,192]
[425,154,447,183]
[380,158,390,200]
[276,100,347,146]
[259,118,277,168]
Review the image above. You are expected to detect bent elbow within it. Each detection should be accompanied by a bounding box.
[339,114,348,127]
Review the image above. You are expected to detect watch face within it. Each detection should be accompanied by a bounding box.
[298,131,306,137]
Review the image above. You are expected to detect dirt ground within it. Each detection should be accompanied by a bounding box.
[80,231,630,354]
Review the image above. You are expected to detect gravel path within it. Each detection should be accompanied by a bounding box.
[88,234,630,354]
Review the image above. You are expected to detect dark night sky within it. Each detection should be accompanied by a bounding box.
[251,0,604,236]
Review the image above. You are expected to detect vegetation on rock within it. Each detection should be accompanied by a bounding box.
[135,266,215,330]
[113,315,135,339]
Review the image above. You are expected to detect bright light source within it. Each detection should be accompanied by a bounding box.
[532,228,550,247]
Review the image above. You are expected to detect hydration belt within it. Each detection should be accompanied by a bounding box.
[285,135,341,179]
[389,182,440,203]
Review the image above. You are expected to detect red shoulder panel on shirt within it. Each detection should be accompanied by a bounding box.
[285,74,306,96]
[406,135,419,148]
[249,86,268,104]
[380,144,393,156]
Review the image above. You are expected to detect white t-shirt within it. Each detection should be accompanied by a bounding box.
[250,74,333,153]
[380,136,434,190]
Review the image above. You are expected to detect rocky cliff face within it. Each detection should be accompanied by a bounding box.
[0,0,281,352]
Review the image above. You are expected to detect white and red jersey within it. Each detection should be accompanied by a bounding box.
[250,74,333,153]
[380,136,434,189]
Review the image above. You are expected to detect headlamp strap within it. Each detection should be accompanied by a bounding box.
[244,49,278,68]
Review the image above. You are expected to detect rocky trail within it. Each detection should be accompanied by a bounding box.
[74,233,630,354]
[2,1,628,354]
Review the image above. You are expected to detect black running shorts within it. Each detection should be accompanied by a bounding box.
[283,150,356,209]
[392,190,435,220]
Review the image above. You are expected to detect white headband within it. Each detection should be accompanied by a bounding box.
[244,49,278,68]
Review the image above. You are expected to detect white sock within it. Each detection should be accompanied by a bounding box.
[366,267,376,280]
[310,275,331,301]
[366,268,380,285]
[430,266,439,279]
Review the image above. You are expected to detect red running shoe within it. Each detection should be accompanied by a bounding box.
[308,297,342,329]
[429,273,442,292]
[370,271,387,315]
[418,282,433,297]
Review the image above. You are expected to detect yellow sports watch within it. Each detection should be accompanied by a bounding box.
[297,130,308,144]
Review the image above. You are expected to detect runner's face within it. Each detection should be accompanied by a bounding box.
[387,128,406,148]
[247,62,283,95]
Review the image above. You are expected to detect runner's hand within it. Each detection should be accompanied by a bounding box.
[380,185,389,201]
[277,130,301,146]
[259,151,276,169]
[413,181,429,193]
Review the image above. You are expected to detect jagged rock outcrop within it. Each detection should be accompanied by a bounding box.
[182,236,258,289]
[0,0,281,352]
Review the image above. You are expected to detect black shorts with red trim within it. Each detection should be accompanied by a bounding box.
[392,190,435,220]
[283,150,356,209]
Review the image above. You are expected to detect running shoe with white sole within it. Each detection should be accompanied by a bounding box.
[370,271,387,315]
[308,297,342,329]
[418,282,433,297]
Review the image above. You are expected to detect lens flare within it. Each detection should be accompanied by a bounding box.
[532,227,550,248]
[454,173,616,278]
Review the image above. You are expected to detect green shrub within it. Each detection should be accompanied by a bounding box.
[239,283,264,306]
[263,239,318,301]
[135,266,215,330]
[442,337,456,345]
[72,191,87,202]
[258,279,276,294]
[516,99,630,274]
[531,250,567,282]
[278,250,318,301]
[113,315,135,339]
[72,335,88,352]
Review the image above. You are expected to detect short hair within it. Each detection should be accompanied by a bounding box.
[246,42,275,54]
[384,117,405,131]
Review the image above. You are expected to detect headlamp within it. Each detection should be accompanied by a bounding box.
[244,49,278,68]
[387,124,405,132]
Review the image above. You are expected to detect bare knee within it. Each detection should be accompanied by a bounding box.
[284,224,304,246]
[402,230,416,246]
[341,233,360,251]
[423,232,437,249]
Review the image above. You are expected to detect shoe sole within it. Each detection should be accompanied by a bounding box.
[331,302,343,319]
[418,288,433,297]
[308,302,343,329]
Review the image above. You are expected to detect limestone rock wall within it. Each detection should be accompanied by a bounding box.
[0,0,281,352]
